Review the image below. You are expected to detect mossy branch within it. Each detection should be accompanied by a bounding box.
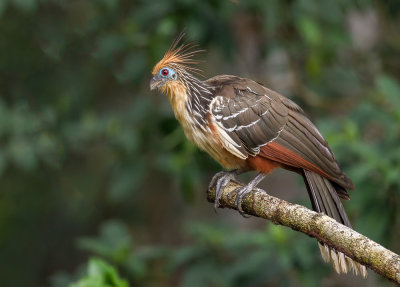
[207,181,400,284]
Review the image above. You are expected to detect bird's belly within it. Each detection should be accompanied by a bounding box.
[181,118,246,170]
[168,88,246,170]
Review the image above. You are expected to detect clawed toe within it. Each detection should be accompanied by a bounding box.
[208,170,241,212]
[208,171,226,192]
[233,186,253,217]
[229,173,267,217]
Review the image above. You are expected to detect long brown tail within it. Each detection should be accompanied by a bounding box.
[302,170,367,277]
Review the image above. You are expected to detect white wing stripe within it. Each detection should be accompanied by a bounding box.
[235,118,260,131]
[222,107,248,120]
[210,96,247,159]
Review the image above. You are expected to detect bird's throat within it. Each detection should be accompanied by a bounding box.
[163,81,189,124]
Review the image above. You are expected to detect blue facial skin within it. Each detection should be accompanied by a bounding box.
[150,67,177,90]
[159,67,177,80]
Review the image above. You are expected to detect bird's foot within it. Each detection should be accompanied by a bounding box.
[208,170,241,212]
[228,185,253,218]
[228,173,266,217]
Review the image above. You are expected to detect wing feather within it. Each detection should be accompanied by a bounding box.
[207,76,354,189]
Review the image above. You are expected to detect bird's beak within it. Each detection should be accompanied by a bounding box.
[150,75,162,90]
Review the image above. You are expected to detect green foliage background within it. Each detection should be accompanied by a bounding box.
[0,0,399,286]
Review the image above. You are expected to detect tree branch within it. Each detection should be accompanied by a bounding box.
[207,181,400,284]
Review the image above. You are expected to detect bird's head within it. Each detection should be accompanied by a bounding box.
[150,34,202,93]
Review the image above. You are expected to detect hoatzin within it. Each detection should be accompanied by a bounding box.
[150,35,367,277]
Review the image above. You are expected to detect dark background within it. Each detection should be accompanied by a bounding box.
[0,0,399,286]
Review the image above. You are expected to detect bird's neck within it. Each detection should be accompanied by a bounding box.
[182,74,213,116]
[162,81,188,123]
[164,73,213,133]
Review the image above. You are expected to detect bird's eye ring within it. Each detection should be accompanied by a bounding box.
[161,69,169,76]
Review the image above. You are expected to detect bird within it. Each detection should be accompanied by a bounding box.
[150,34,367,277]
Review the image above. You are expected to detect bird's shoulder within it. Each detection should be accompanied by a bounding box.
[205,75,305,115]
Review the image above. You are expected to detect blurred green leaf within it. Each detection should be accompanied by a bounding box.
[70,258,129,287]
[78,221,133,263]
[376,74,400,108]
[298,17,321,46]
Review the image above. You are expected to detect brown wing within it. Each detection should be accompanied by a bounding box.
[207,75,354,190]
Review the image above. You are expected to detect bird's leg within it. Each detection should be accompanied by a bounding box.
[229,172,266,216]
[208,169,243,212]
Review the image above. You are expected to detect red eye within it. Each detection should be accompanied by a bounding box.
[161,69,169,76]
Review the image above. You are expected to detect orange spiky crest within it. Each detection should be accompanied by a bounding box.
[152,33,203,76]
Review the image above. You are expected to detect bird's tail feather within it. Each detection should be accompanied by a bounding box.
[302,170,367,277]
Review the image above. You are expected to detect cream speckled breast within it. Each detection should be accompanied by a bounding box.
[163,82,246,170]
